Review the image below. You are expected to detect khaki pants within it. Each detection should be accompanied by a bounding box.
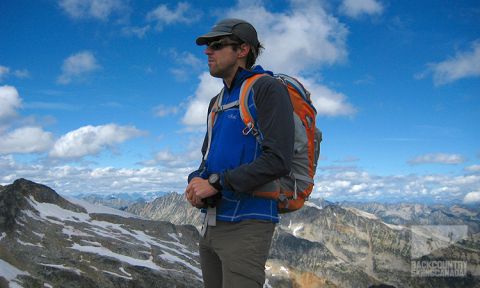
[199,219,275,288]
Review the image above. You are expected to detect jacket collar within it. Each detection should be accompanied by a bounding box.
[224,65,273,91]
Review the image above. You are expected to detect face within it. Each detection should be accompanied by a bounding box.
[204,38,244,80]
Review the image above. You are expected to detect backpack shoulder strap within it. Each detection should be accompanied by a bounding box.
[203,89,224,161]
[238,73,268,136]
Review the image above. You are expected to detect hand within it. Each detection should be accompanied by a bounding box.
[185,178,205,208]
[187,177,219,199]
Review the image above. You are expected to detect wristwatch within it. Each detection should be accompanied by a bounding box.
[208,173,223,191]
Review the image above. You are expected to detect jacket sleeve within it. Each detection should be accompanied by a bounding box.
[223,76,294,193]
[187,96,217,183]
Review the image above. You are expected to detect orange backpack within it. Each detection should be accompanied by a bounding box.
[239,73,322,213]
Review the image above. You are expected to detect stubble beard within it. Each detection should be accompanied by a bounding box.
[209,61,238,81]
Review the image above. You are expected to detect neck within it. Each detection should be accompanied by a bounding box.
[224,66,239,88]
[224,62,249,88]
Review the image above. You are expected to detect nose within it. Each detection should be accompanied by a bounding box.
[204,46,213,55]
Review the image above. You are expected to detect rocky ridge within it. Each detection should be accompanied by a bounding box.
[340,201,480,233]
[0,179,202,287]
[127,192,204,228]
[76,191,167,210]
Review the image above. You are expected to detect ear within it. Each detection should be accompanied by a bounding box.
[237,43,250,59]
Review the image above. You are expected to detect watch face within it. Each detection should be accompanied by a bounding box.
[209,174,219,183]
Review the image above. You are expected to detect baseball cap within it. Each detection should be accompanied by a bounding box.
[196,18,259,48]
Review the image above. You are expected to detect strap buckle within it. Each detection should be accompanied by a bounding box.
[242,123,254,135]
[242,122,259,136]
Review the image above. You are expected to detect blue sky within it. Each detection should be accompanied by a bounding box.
[0,0,479,204]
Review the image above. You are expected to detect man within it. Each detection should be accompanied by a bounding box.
[185,18,294,288]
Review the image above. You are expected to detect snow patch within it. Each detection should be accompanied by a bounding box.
[0,259,30,286]
[22,209,44,222]
[27,196,90,223]
[15,219,25,226]
[305,201,323,210]
[80,239,103,246]
[287,220,304,237]
[384,222,405,230]
[70,243,165,272]
[280,266,289,274]
[264,278,273,288]
[346,207,378,220]
[103,270,133,280]
[0,232,6,241]
[168,232,181,242]
[63,225,93,238]
[89,265,99,271]
[67,197,140,219]
[17,239,43,248]
[292,225,304,237]
[32,231,45,239]
[158,251,202,277]
[119,267,131,277]
[40,263,83,275]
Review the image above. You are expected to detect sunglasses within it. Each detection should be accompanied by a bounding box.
[207,39,242,50]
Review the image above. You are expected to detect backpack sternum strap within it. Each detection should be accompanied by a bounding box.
[218,100,239,112]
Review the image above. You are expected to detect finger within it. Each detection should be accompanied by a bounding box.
[187,191,195,202]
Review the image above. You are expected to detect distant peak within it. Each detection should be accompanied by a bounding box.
[7,178,86,213]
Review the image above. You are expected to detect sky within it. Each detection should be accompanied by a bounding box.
[0,0,479,204]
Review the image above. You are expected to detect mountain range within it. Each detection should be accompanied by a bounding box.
[1,179,479,287]
[75,191,168,210]
[126,193,480,287]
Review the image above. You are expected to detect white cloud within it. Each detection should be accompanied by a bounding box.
[226,0,348,75]
[2,154,480,202]
[182,72,223,126]
[121,25,151,38]
[165,49,203,81]
[0,85,22,120]
[171,51,202,68]
[339,0,383,18]
[298,77,356,116]
[49,124,144,159]
[463,191,480,204]
[57,51,100,84]
[0,127,54,154]
[143,150,186,167]
[13,69,30,78]
[59,0,126,20]
[408,153,465,165]
[183,73,355,122]
[153,105,179,118]
[170,68,190,82]
[143,146,202,168]
[0,66,30,82]
[315,167,480,203]
[146,2,201,30]
[0,162,191,194]
[426,40,480,85]
[0,66,10,82]
[465,164,480,173]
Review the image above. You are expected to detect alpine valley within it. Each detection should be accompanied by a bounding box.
[1,179,479,287]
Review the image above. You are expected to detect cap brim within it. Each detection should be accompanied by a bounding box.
[196,31,232,45]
